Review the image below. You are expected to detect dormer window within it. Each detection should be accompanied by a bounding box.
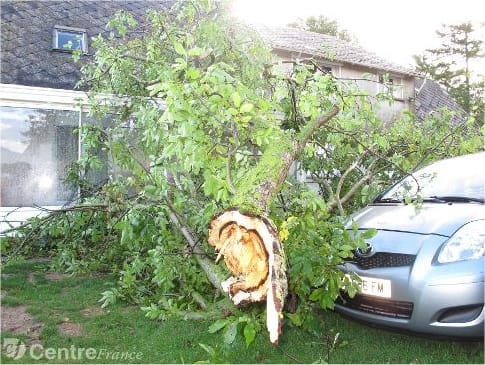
[53,26,87,53]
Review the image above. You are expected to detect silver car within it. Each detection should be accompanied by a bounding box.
[336,152,485,338]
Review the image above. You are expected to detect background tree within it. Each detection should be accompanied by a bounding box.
[288,15,357,43]
[4,0,482,347]
[414,22,484,123]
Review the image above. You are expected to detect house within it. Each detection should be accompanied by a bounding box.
[254,25,417,123]
[0,1,170,230]
[0,1,465,231]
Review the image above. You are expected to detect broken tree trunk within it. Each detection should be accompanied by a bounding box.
[208,106,339,345]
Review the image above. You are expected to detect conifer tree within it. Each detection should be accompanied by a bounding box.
[414,22,484,122]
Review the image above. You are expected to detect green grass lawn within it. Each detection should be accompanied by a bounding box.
[1,260,483,364]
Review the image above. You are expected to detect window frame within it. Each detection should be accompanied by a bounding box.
[52,25,88,54]
[0,84,155,231]
[377,73,405,100]
[0,85,89,230]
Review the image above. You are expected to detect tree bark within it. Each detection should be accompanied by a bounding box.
[207,106,340,345]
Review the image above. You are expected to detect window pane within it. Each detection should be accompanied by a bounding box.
[0,106,79,206]
[57,31,83,51]
[81,112,110,193]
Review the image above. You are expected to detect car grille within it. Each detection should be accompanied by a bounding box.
[338,293,414,319]
[345,252,416,270]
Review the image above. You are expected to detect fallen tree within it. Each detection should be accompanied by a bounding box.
[77,2,349,344]
[206,106,339,343]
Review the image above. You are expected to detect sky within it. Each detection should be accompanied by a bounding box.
[230,0,485,73]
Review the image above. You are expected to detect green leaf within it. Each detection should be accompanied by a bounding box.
[146,82,164,96]
[309,287,324,302]
[187,47,203,57]
[240,103,254,114]
[203,173,223,197]
[145,185,158,195]
[198,343,215,357]
[173,42,186,56]
[361,228,377,239]
[243,322,257,347]
[286,312,303,326]
[208,319,228,333]
[227,107,238,116]
[98,290,117,308]
[231,92,242,107]
[223,321,238,344]
[186,67,201,80]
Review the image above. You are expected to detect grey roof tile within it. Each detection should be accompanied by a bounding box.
[253,25,417,76]
[415,78,467,124]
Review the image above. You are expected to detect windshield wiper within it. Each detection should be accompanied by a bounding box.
[427,195,484,204]
[373,197,404,203]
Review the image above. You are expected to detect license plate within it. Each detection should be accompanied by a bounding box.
[358,275,391,298]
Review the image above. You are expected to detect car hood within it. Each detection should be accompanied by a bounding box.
[347,203,485,237]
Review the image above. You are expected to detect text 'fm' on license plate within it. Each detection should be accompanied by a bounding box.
[358,275,392,298]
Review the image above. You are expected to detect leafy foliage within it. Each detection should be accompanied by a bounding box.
[288,15,357,43]
[3,0,482,346]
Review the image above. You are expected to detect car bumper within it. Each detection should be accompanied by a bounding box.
[335,265,484,338]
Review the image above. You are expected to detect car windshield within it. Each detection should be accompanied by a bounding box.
[378,152,485,203]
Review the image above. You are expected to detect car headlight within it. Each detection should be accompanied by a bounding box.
[437,220,485,264]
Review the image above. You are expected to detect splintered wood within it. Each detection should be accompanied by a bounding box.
[208,209,287,345]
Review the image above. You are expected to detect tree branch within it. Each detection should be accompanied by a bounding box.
[327,157,378,213]
[296,106,340,151]
[163,198,224,291]
[334,152,368,214]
